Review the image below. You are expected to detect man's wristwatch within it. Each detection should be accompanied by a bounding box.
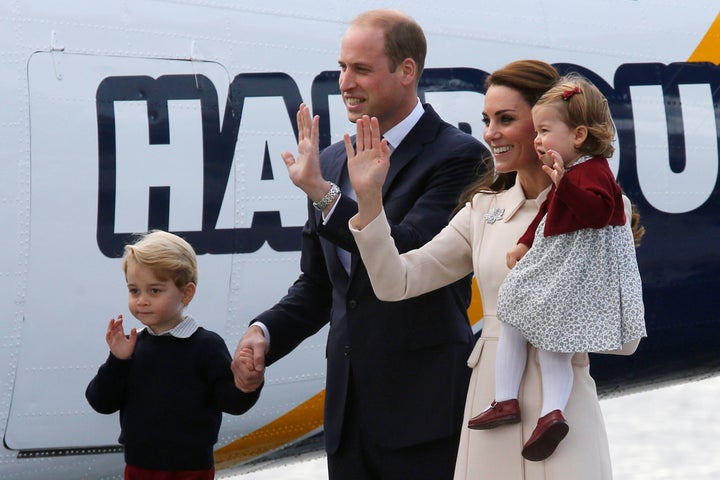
[312,181,340,211]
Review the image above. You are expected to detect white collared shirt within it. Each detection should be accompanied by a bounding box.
[382,98,424,153]
[144,315,199,338]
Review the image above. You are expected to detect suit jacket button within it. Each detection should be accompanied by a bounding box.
[344,345,351,356]
[348,299,358,310]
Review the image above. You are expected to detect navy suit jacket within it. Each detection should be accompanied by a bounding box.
[255,104,486,453]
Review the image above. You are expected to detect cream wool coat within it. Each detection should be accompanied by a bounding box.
[351,181,617,480]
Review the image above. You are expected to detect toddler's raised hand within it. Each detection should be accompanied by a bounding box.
[541,149,566,187]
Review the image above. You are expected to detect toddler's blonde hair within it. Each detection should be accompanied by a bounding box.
[535,73,616,158]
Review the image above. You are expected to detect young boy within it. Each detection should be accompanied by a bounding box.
[86,230,260,480]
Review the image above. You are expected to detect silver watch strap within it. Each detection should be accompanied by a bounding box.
[312,181,340,211]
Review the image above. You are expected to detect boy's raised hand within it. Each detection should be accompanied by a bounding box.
[106,314,137,360]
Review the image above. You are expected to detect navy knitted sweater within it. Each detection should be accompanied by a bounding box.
[86,327,260,471]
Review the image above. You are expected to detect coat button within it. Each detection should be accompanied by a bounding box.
[343,345,351,356]
[348,299,358,309]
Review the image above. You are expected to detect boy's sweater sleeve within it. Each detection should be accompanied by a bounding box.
[85,353,132,414]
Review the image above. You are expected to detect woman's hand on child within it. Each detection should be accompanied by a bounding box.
[506,243,530,269]
[105,314,137,360]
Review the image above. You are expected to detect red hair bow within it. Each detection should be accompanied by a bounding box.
[561,87,582,101]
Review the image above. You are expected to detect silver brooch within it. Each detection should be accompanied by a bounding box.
[484,207,505,224]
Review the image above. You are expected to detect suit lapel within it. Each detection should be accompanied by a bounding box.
[334,103,441,196]
[382,104,441,197]
[324,145,347,184]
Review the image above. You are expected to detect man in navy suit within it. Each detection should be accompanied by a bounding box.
[232,8,486,479]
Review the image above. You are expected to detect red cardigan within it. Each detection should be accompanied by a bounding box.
[519,156,626,247]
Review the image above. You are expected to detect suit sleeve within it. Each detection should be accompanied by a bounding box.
[254,200,333,364]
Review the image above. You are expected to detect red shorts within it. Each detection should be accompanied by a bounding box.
[124,464,215,480]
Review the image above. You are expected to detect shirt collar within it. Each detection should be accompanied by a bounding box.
[144,315,198,338]
[382,98,423,151]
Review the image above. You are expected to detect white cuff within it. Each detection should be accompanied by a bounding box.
[251,321,271,350]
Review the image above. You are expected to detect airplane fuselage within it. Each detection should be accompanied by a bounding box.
[0,1,718,478]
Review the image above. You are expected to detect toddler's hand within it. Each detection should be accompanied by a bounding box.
[237,347,255,370]
[541,149,566,187]
[506,243,530,269]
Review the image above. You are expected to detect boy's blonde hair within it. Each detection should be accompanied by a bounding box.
[122,230,198,288]
[535,73,616,158]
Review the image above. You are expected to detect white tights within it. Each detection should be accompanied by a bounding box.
[495,323,574,416]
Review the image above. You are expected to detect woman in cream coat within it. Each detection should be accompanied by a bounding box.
[346,61,625,479]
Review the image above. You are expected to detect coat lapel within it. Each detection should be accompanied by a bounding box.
[500,181,551,223]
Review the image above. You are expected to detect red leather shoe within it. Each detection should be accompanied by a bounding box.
[467,399,521,430]
[521,410,569,461]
